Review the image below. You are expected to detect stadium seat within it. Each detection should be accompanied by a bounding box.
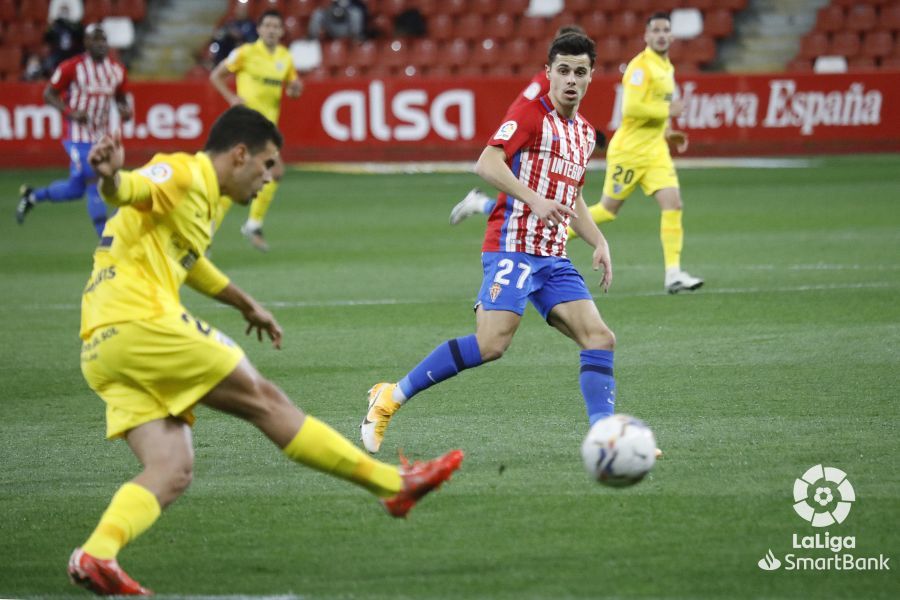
[704,9,734,39]
[349,41,379,71]
[815,5,845,34]
[786,57,813,72]
[525,0,563,18]
[487,13,515,41]
[716,0,747,10]
[102,16,135,49]
[847,55,876,70]
[499,0,529,16]
[428,14,454,42]
[19,0,50,22]
[284,0,317,18]
[5,20,43,51]
[381,38,409,71]
[503,38,531,69]
[594,0,623,11]
[623,36,646,59]
[862,30,894,59]
[282,15,305,42]
[409,38,438,69]
[380,0,406,18]
[879,4,900,33]
[112,0,145,22]
[443,38,470,70]
[846,4,877,33]
[610,11,643,38]
[565,0,593,18]
[471,38,501,70]
[798,31,828,60]
[518,16,548,42]
[83,0,114,24]
[416,0,439,18]
[582,11,609,39]
[675,60,700,74]
[880,56,900,69]
[0,46,21,79]
[471,0,499,17]
[830,31,861,58]
[0,0,15,23]
[813,55,847,73]
[595,36,622,64]
[684,36,716,64]
[321,39,349,68]
[670,8,703,39]
[455,12,486,41]
[443,0,468,17]
[252,0,285,21]
[289,39,322,72]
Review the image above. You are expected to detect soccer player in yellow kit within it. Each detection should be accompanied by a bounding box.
[582,12,703,294]
[210,9,302,251]
[67,106,462,596]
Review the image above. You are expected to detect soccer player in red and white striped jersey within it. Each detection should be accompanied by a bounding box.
[16,24,131,237]
[362,33,621,454]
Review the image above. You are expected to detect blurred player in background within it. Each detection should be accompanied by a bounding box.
[449,25,589,225]
[362,34,620,454]
[210,9,302,251]
[16,24,131,237]
[67,106,462,596]
[586,12,703,294]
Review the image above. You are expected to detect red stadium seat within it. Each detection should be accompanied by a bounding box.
[0,45,22,79]
[370,13,393,38]
[19,0,50,22]
[349,41,379,71]
[471,38,501,70]
[674,60,700,74]
[83,0,114,24]
[861,30,894,58]
[879,4,900,33]
[830,31,861,59]
[815,5,845,34]
[880,56,900,69]
[428,14,454,42]
[415,0,439,18]
[443,0,468,17]
[798,32,828,60]
[486,13,515,41]
[846,5,877,33]
[0,0,15,23]
[443,38,470,70]
[566,0,594,18]
[282,15,304,42]
[716,0,747,10]
[409,38,438,69]
[595,0,623,11]
[610,11,643,38]
[518,16,548,42]
[380,0,407,18]
[582,11,609,39]
[499,0,529,16]
[595,36,622,64]
[455,13,485,41]
[503,38,531,69]
[284,0,317,18]
[786,58,813,72]
[5,20,43,51]
[321,39,349,68]
[684,36,716,64]
[847,55,876,70]
[114,0,146,22]
[381,38,409,70]
[704,9,734,39]
[470,0,498,17]
[253,0,285,21]
[622,36,646,60]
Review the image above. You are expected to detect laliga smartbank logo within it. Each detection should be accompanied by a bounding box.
[757,465,891,572]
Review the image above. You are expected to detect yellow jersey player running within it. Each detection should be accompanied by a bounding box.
[581,11,703,294]
[67,106,462,596]
[210,9,301,251]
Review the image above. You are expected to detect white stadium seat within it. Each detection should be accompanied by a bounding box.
[671,8,703,39]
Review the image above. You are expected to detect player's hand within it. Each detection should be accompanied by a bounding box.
[89,134,124,177]
[530,196,577,229]
[669,98,685,118]
[242,303,283,349]
[666,130,689,153]
[229,95,245,107]
[592,237,612,293]
[286,79,303,98]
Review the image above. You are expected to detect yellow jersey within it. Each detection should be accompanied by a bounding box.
[225,39,297,123]
[607,47,675,160]
[81,152,230,339]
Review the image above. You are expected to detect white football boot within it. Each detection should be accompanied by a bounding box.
[664,268,704,294]
[449,188,493,225]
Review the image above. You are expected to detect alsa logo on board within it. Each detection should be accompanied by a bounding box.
[0,102,202,140]
[321,80,475,142]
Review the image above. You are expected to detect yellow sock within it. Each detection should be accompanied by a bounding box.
[283,416,403,498]
[81,483,161,560]
[568,202,617,239]
[660,209,684,271]
[248,180,277,225]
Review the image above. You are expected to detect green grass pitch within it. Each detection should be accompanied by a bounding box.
[1,155,898,599]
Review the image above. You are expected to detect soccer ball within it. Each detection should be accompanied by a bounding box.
[581,414,657,487]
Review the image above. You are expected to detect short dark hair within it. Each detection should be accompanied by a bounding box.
[555,25,585,38]
[205,106,283,154]
[258,9,283,26]
[548,32,596,68]
[646,11,671,26]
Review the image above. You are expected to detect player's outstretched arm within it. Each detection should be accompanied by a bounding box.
[214,281,283,349]
[572,191,612,292]
[209,61,243,106]
[474,145,576,228]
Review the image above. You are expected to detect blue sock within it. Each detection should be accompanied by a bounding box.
[483,198,497,214]
[398,335,483,400]
[34,177,87,203]
[580,349,616,425]
[86,185,107,237]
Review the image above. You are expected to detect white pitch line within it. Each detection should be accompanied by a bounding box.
[7,281,897,312]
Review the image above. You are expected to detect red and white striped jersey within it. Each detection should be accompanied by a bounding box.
[49,53,128,143]
[506,70,549,115]
[483,95,596,258]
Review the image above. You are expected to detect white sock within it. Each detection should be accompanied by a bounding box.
[392,385,408,405]
[244,218,262,230]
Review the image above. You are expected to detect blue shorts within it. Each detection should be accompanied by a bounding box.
[64,140,96,182]
[476,252,593,321]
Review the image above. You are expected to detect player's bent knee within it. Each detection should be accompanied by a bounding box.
[586,327,615,351]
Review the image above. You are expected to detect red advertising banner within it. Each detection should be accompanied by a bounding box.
[1,71,898,167]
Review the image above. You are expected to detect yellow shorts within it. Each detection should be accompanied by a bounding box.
[602,151,679,200]
[80,311,245,439]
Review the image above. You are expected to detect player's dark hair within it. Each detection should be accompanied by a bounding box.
[555,25,585,38]
[258,9,283,25]
[548,32,596,68]
[646,11,671,26]
[205,106,283,154]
